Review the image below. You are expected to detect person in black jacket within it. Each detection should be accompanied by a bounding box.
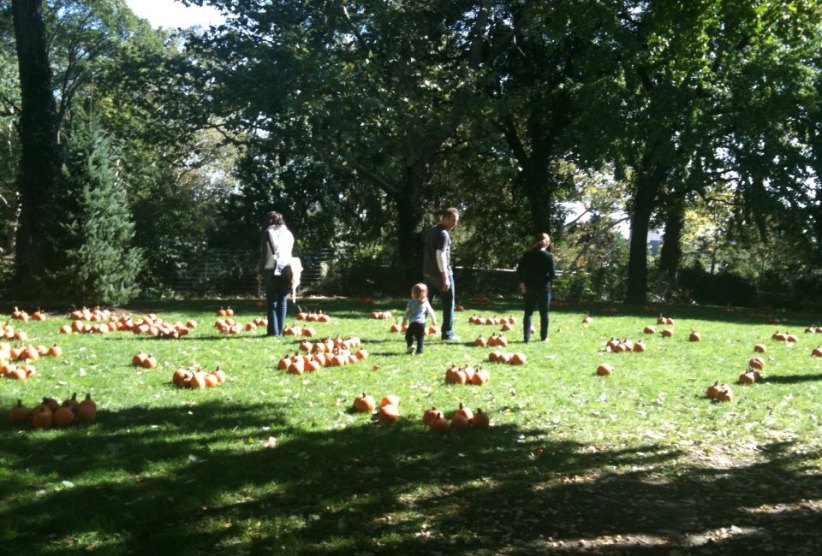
[516,233,556,343]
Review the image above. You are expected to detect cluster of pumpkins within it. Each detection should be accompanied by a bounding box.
[369,310,393,320]
[468,315,516,326]
[475,333,508,348]
[771,331,799,343]
[1,343,63,380]
[8,394,97,428]
[422,403,490,431]
[172,366,227,389]
[352,393,401,423]
[131,352,158,369]
[280,337,368,374]
[214,318,243,335]
[603,338,646,353]
[296,311,331,323]
[284,324,317,337]
[242,317,269,331]
[444,364,491,385]
[706,382,735,402]
[216,307,235,317]
[1,322,28,341]
[487,351,527,365]
[704,340,774,401]
[804,325,822,333]
[389,323,438,336]
[60,312,197,339]
[298,336,363,354]
[11,307,47,322]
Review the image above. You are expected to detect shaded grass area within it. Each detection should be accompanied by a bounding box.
[1,298,821,554]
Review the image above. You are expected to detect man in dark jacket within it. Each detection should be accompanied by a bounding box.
[516,233,556,342]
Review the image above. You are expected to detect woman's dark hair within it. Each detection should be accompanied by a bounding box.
[262,211,285,231]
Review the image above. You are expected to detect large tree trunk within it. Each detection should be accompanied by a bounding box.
[520,139,553,236]
[12,0,62,298]
[658,195,685,276]
[626,163,669,304]
[395,162,425,287]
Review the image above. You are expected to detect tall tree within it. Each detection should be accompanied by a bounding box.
[11,0,62,297]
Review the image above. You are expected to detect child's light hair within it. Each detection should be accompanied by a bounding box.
[411,283,428,301]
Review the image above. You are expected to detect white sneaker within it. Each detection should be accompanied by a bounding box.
[406,345,415,354]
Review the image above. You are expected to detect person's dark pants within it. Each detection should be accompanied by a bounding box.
[523,287,551,342]
[405,321,426,354]
[426,271,455,339]
[264,272,290,336]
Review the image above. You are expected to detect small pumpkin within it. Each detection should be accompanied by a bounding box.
[353,392,376,413]
[62,393,80,411]
[455,402,474,421]
[706,381,722,400]
[596,363,613,376]
[378,403,399,423]
[422,406,440,426]
[31,405,53,429]
[53,406,76,427]
[76,394,97,423]
[753,343,767,353]
[41,397,60,414]
[688,331,701,342]
[449,412,471,430]
[9,399,31,424]
[381,394,400,408]
[472,409,490,428]
[429,412,448,432]
[471,369,491,385]
[749,357,766,370]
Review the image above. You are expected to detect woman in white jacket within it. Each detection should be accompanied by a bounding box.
[258,211,294,336]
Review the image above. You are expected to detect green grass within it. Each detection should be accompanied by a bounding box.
[1,299,821,555]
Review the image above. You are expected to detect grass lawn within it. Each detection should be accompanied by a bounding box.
[1,298,820,555]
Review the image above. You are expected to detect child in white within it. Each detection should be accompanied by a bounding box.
[402,283,437,354]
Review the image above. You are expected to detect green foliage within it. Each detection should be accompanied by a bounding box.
[59,113,142,305]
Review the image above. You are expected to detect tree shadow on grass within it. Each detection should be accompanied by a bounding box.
[763,373,822,384]
[1,403,820,555]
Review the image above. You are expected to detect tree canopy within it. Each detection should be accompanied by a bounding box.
[4,0,821,305]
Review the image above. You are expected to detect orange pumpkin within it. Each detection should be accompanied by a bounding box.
[422,406,440,426]
[596,363,613,376]
[449,412,471,430]
[471,369,491,385]
[9,399,31,423]
[706,381,722,400]
[455,402,474,421]
[378,403,399,423]
[76,394,97,423]
[31,405,53,429]
[353,392,376,413]
[688,331,701,342]
[753,343,766,353]
[472,409,490,428]
[53,406,76,427]
[381,394,400,408]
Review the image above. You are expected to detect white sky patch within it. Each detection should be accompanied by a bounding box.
[125,0,225,30]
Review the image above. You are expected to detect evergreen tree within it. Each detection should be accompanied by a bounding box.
[59,113,142,305]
